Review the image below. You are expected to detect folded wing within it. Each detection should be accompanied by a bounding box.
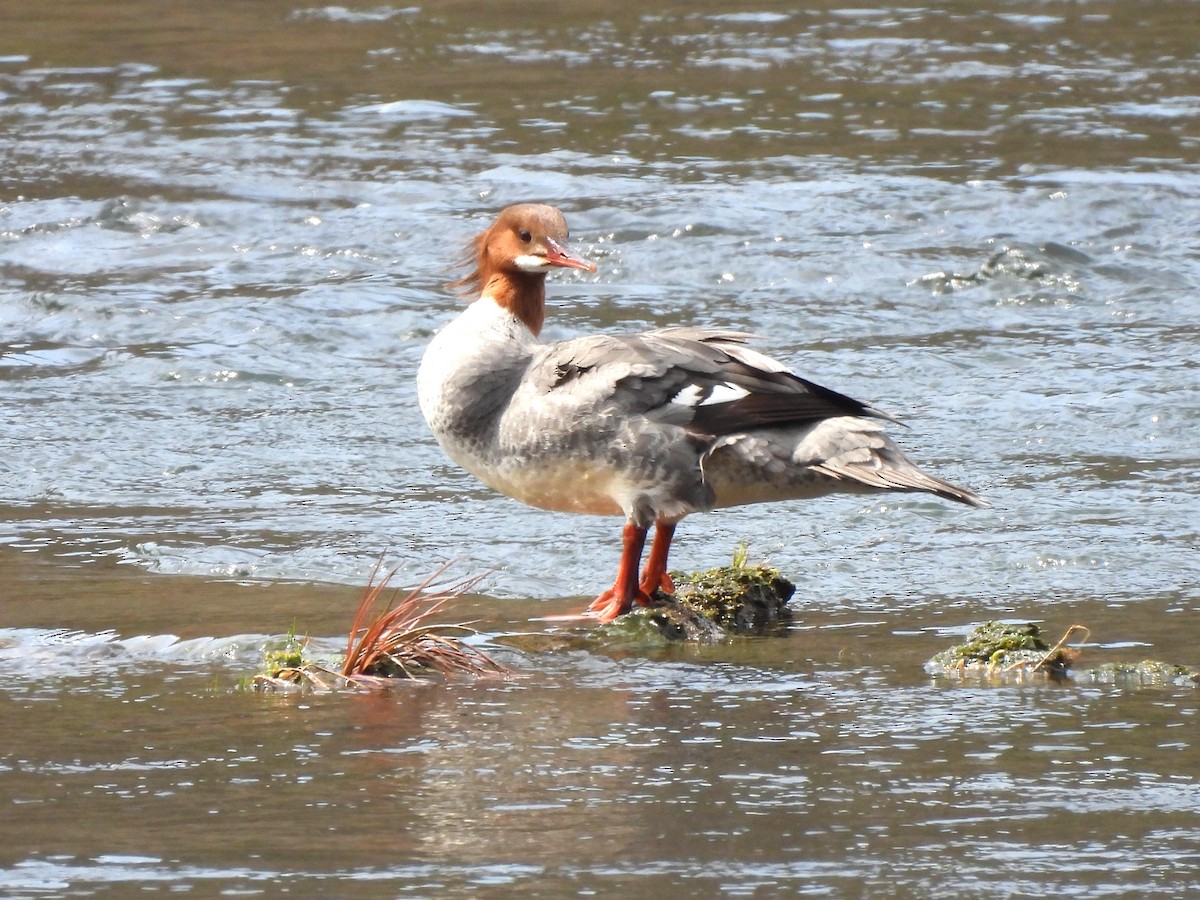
[531,326,894,435]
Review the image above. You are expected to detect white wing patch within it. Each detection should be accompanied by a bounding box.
[721,343,791,374]
[670,382,751,408]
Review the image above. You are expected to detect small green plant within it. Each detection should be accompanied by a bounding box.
[730,541,750,571]
[261,622,308,672]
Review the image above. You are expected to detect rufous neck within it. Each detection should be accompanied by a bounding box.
[481,271,546,336]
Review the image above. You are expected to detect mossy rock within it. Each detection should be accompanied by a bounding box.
[926,621,1075,679]
[671,562,794,633]
[927,623,1198,688]
[1083,660,1199,687]
[598,560,794,645]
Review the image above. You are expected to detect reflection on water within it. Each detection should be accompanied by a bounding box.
[2,0,1200,894]
[2,556,1197,894]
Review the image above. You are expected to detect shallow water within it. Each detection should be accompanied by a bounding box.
[2,0,1200,895]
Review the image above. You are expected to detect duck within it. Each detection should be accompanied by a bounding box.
[417,203,988,623]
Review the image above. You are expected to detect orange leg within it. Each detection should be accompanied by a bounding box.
[587,522,650,622]
[638,522,676,597]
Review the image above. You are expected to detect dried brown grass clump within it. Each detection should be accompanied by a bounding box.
[255,563,508,691]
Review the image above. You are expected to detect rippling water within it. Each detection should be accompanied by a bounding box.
[2,0,1199,895]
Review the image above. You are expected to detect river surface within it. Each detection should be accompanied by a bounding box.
[2,0,1199,895]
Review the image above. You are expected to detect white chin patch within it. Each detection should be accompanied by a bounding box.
[513,254,548,272]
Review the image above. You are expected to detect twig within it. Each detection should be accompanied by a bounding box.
[1030,624,1090,673]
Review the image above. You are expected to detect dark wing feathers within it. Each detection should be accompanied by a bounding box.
[538,327,894,436]
[688,385,869,435]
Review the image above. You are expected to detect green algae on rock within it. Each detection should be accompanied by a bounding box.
[1083,660,1199,687]
[671,560,794,633]
[925,621,1078,680]
[928,622,1199,688]
[596,550,795,645]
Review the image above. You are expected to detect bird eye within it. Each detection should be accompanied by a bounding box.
[518,229,532,242]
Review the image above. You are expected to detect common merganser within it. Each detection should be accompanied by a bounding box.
[417,204,988,622]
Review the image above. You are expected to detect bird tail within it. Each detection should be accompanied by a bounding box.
[812,439,989,508]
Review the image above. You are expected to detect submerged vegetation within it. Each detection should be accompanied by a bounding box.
[253,563,509,692]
